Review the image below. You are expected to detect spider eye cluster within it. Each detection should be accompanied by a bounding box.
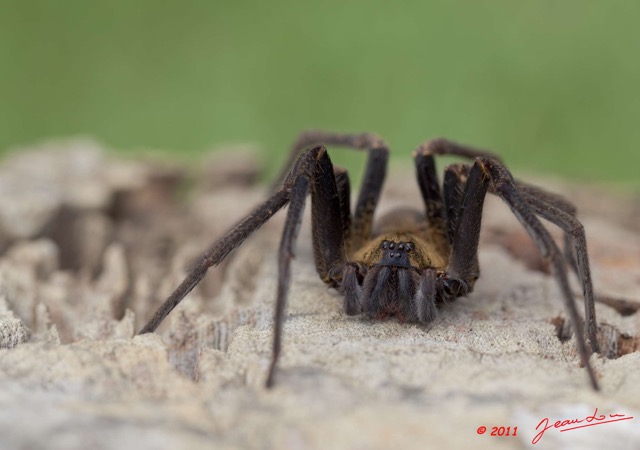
[378,240,415,268]
[380,240,415,256]
[380,240,414,251]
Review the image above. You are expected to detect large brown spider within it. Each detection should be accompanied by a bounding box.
[139,131,600,390]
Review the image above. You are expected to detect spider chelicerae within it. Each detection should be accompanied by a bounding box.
[139,131,600,390]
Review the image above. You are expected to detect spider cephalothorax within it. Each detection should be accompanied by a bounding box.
[139,131,600,390]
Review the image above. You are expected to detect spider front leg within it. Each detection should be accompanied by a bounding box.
[449,158,599,390]
[413,139,500,278]
[442,164,469,244]
[274,130,389,251]
[270,135,391,385]
[138,190,291,334]
[268,145,351,387]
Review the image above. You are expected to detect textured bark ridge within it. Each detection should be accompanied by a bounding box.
[0,140,639,450]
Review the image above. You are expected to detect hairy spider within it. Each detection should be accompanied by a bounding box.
[139,131,600,390]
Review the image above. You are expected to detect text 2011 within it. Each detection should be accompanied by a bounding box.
[491,426,517,436]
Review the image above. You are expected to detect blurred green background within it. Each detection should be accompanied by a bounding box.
[1,1,639,185]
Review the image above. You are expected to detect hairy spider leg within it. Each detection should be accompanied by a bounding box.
[332,167,352,253]
[417,139,598,358]
[444,160,488,289]
[138,189,290,334]
[519,188,598,353]
[308,153,348,286]
[442,163,470,245]
[516,182,581,272]
[414,139,501,251]
[450,156,599,390]
[419,139,598,355]
[269,145,351,387]
[273,131,389,252]
[272,139,401,385]
[414,145,447,234]
[410,141,502,312]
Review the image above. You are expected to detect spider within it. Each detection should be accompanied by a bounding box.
[139,131,600,390]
